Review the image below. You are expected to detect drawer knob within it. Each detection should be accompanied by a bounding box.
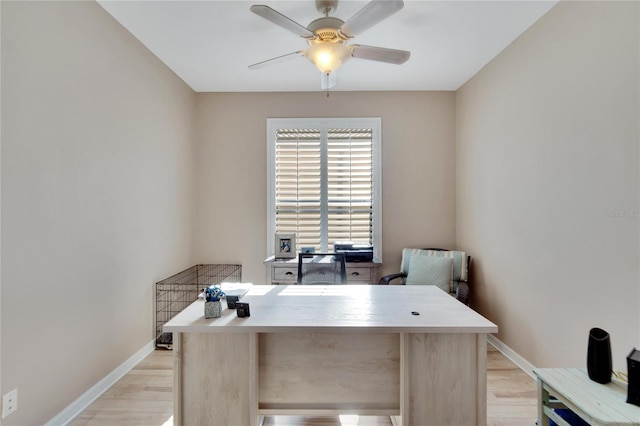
[285,271,294,276]
[351,272,360,276]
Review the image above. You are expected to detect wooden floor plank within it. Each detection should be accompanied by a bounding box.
[69,344,537,425]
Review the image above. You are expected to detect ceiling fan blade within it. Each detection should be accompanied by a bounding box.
[340,0,404,38]
[250,5,315,39]
[248,51,305,70]
[350,44,410,64]
[320,72,337,90]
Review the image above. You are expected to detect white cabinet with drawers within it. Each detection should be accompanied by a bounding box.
[265,256,381,285]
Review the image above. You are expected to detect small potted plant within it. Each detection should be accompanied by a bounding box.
[204,286,225,318]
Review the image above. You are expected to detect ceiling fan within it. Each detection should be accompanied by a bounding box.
[248,0,411,89]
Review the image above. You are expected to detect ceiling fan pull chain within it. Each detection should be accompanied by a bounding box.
[325,73,330,97]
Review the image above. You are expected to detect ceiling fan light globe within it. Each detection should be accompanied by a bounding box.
[304,42,351,74]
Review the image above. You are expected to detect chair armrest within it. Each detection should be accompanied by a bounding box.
[379,273,406,285]
[456,281,469,305]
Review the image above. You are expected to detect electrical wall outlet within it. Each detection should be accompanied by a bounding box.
[2,388,18,418]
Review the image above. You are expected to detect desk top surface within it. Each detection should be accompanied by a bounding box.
[164,284,497,334]
[535,368,640,425]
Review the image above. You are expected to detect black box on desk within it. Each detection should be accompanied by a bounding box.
[226,295,239,309]
[236,302,250,317]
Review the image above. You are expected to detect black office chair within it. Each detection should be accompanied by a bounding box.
[297,253,347,285]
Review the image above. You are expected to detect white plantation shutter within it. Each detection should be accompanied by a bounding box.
[275,129,322,249]
[268,118,381,258]
[327,129,373,252]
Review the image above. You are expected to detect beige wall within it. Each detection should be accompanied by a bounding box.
[195,92,457,282]
[1,1,3,419]
[1,2,196,425]
[456,1,639,370]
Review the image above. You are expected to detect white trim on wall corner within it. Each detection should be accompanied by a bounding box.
[45,340,155,426]
[488,334,537,380]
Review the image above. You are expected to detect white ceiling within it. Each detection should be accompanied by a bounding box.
[97,0,557,92]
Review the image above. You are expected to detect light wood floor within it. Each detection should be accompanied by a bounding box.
[70,345,537,426]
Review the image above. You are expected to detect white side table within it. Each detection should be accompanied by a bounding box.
[534,368,640,425]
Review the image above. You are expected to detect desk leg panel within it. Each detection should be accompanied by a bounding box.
[476,334,487,424]
[172,332,183,426]
[178,332,253,426]
[403,333,485,426]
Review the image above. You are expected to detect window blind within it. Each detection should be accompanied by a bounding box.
[275,129,322,249]
[274,127,373,252]
[326,129,373,252]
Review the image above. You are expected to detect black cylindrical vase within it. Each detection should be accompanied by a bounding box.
[587,327,612,384]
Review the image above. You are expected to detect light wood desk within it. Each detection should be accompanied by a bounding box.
[164,285,498,426]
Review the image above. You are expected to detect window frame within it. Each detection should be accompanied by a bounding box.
[267,117,382,261]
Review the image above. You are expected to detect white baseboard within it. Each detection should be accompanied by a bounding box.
[488,334,536,380]
[45,340,155,426]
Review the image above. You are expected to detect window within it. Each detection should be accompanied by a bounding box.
[267,118,381,259]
